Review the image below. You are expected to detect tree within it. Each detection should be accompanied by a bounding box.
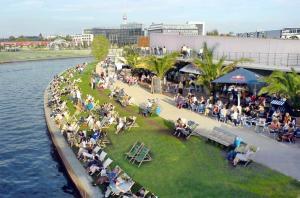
[91,35,110,61]
[123,46,140,67]
[143,52,179,79]
[259,69,300,111]
[194,42,250,92]
[9,36,16,41]
[207,29,219,36]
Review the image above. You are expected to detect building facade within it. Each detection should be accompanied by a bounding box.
[237,28,300,39]
[71,34,94,46]
[83,23,144,46]
[149,33,300,69]
[147,22,205,36]
[281,28,300,39]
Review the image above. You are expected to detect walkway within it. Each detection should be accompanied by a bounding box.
[114,80,300,181]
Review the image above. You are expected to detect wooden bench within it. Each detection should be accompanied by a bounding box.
[191,127,236,147]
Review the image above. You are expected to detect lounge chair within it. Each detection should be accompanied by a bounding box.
[102,158,113,169]
[93,146,101,154]
[125,142,144,161]
[98,150,107,162]
[125,116,138,131]
[132,146,152,167]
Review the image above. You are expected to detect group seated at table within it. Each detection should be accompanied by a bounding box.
[173,92,299,140]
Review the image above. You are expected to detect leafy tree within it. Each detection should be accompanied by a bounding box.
[143,52,179,79]
[207,29,219,36]
[194,42,250,92]
[9,36,16,41]
[123,46,140,67]
[91,35,110,61]
[259,69,300,110]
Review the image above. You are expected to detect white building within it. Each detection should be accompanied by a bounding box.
[148,22,205,36]
[281,28,300,39]
[71,34,94,46]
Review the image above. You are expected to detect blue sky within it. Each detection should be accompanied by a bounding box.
[1,0,300,37]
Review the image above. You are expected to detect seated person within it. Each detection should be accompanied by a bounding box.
[125,116,136,127]
[277,123,295,142]
[134,188,146,198]
[269,118,281,131]
[116,117,126,134]
[232,145,256,166]
[93,166,120,186]
[86,155,103,175]
[90,129,102,144]
[283,112,292,125]
[173,118,189,137]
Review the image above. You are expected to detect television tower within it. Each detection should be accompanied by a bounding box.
[122,13,128,24]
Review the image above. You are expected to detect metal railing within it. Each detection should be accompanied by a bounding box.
[214,51,300,67]
[141,49,300,67]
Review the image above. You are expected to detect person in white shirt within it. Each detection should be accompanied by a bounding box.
[232,111,239,126]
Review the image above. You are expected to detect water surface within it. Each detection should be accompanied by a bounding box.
[0,57,93,198]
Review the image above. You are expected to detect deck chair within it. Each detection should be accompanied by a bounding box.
[125,116,138,131]
[93,146,101,154]
[125,142,144,161]
[132,146,152,167]
[102,158,113,169]
[185,120,199,139]
[98,150,107,162]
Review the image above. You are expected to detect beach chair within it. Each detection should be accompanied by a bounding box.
[98,150,107,162]
[93,146,101,154]
[125,116,139,131]
[132,146,152,167]
[102,158,113,169]
[125,142,144,161]
[185,120,199,139]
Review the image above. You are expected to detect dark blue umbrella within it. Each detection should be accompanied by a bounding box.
[212,68,262,84]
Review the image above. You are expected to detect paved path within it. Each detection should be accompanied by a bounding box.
[113,80,300,181]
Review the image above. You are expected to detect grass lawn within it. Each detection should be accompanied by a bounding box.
[64,62,300,198]
[0,49,91,63]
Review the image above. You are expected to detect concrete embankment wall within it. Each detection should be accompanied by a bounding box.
[44,86,103,198]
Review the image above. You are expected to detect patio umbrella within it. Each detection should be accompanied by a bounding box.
[179,64,202,75]
[212,68,263,106]
[212,68,262,84]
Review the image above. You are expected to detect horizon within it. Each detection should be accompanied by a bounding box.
[1,0,300,38]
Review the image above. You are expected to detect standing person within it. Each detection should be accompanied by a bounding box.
[163,46,167,55]
[232,110,239,126]
[178,81,183,95]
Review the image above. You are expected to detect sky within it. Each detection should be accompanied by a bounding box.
[1,0,300,38]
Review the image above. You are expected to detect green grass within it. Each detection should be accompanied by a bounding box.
[0,49,91,63]
[64,62,300,198]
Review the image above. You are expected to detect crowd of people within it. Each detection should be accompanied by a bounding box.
[48,60,157,197]
[174,90,299,142]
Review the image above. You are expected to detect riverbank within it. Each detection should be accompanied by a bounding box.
[0,49,91,64]
[44,80,102,198]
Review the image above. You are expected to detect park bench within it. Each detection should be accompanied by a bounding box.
[193,127,236,147]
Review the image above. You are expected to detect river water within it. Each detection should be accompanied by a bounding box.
[0,57,93,198]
